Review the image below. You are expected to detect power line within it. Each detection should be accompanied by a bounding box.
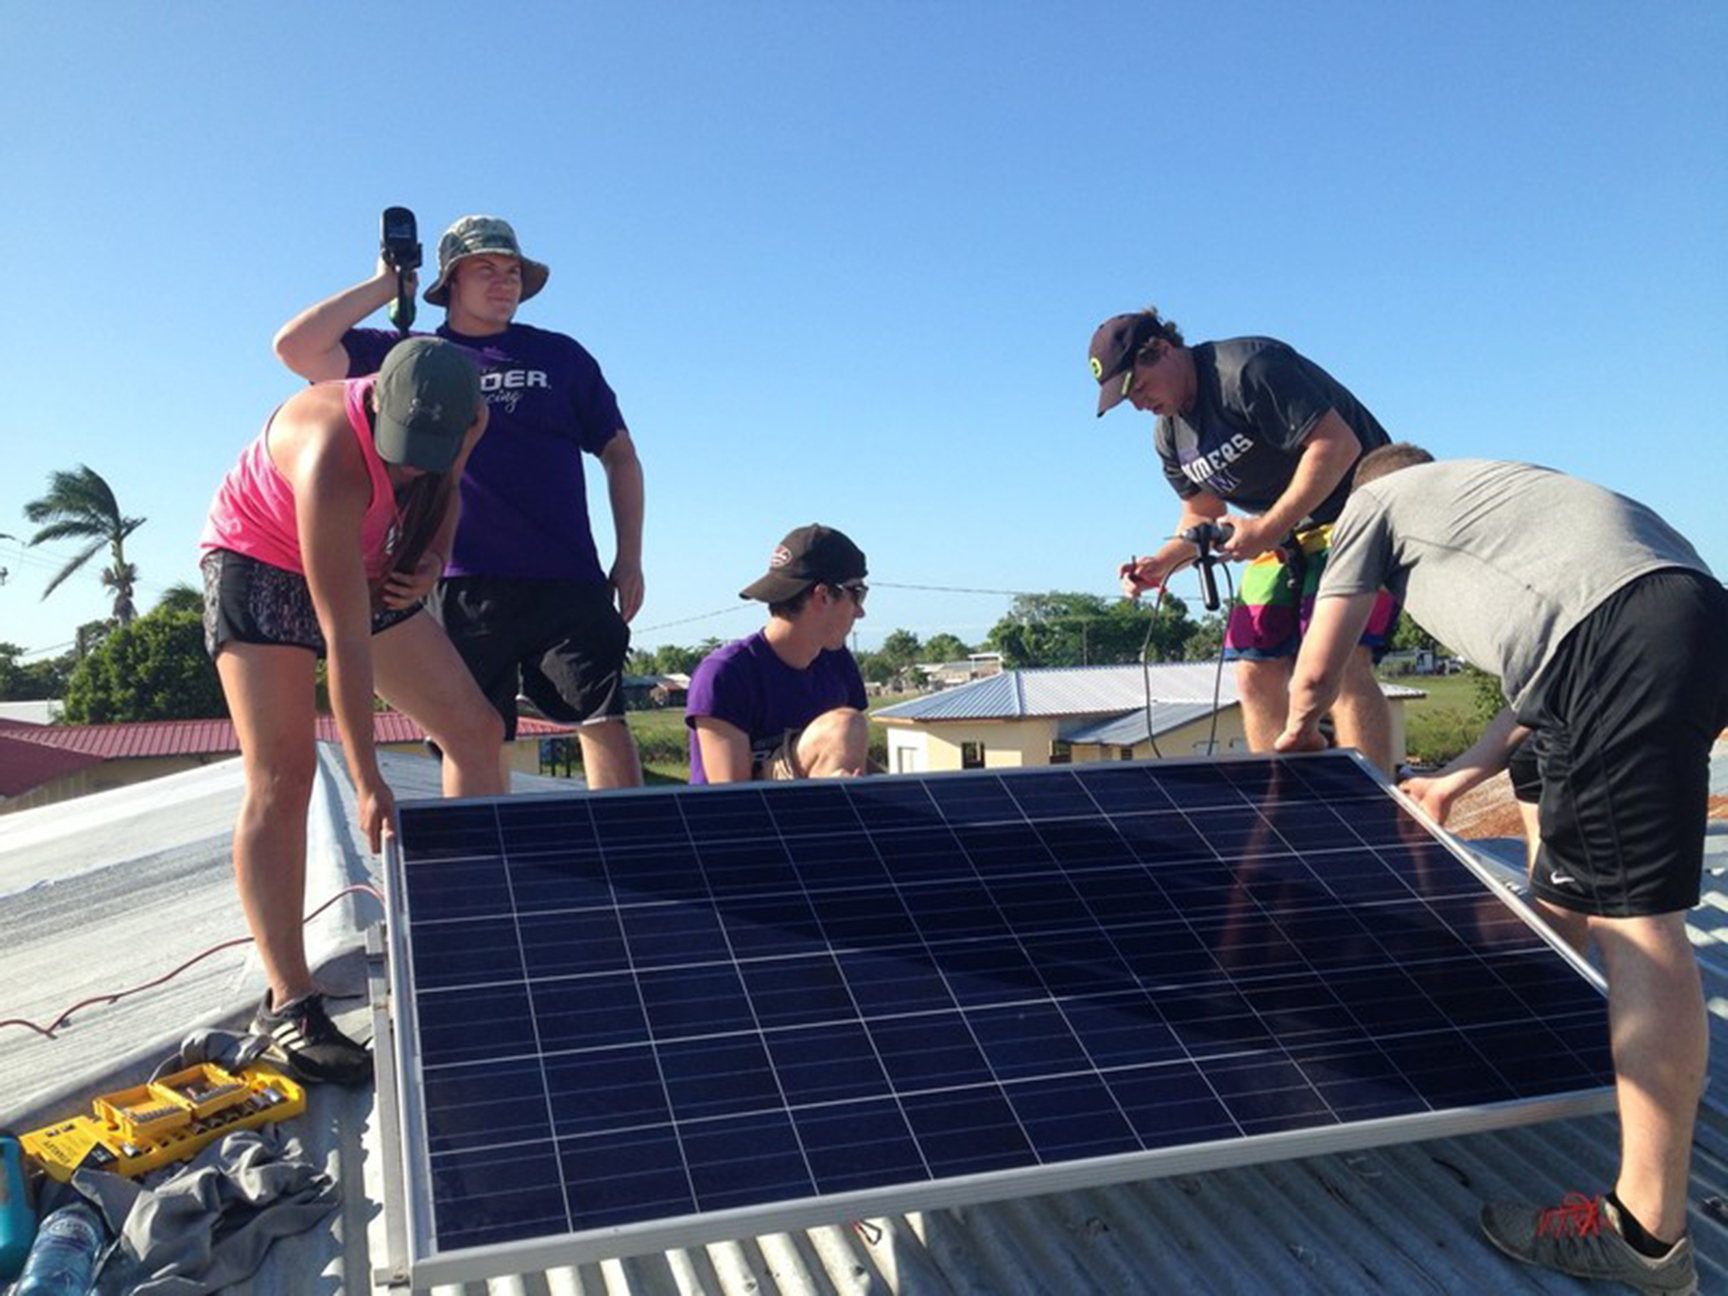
[632,603,755,634]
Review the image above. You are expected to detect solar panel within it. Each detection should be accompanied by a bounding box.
[371,752,1613,1288]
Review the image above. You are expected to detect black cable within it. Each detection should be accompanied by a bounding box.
[1139,584,1170,761]
[1206,562,1236,758]
[1136,558,1237,761]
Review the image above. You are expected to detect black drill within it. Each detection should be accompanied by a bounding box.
[380,206,422,336]
[1180,522,1235,611]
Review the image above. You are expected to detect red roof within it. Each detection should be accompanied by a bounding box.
[0,731,105,798]
[0,712,576,760]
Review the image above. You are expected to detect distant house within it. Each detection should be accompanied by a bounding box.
[0,700,61,726]
[0,727,104,811]
[0,711,580,814]
[874,662,1424,775]
[621,673,691,709]
[916,652,1005,692]
[650,672,691,707]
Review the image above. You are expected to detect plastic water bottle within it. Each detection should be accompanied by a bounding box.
[0,1130,33,1281]
[11,1199,104,1296]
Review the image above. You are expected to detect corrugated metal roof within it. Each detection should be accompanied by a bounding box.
[0,711,578,760]
[0,731,103,797]
[878,664,1423,723]
[5,745,1726,1295]
[1061,700,1234,747]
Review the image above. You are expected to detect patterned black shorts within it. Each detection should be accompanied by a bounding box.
[200,549,420,659]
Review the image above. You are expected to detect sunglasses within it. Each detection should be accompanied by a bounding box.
[831,581,869,607]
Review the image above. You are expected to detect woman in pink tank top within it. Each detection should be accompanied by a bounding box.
[201,338,508,1085]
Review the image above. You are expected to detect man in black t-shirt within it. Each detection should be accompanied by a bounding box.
[1090,308,1398,772]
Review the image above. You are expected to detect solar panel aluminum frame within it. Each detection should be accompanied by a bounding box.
[372,751,1615,1291]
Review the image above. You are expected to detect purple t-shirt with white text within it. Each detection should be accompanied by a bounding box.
[684,631,867,784]
[345,323,626,583]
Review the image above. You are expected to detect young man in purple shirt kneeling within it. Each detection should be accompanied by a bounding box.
[686,525,870,784]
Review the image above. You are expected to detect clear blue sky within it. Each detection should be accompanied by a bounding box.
[4,3,1724,661]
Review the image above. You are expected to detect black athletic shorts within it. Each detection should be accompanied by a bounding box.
[430,575,629,740]
[1506,735,1541,805]
[1516,567,1728,917]
[201,549,420,659]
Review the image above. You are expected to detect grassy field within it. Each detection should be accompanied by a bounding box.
[1388,670,1494,766]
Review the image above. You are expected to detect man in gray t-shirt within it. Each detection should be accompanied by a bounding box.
[1277,443,1728,1290]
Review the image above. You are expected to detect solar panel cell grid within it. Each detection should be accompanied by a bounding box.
[388,753,1614,1265]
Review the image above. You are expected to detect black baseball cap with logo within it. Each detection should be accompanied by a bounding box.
[1089,312,1171,417]
[740,524,868,602]
[372,337,483,473]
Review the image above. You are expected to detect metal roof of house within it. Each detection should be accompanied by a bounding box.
[0,711,577,761]
[0,730,104,798]
[4,745,1726,1294]
[0,701,60,725]
[1061,700,1235,747]
[877,663,1424,723]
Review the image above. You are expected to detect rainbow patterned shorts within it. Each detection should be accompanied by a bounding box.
[1222,525,1400,662]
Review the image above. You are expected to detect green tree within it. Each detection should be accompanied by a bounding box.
[8,649,76,702]
[0,642,21,699]
[984,592,1196,668]
[651,643,704,675]
[1467,665,1504,724]
[922,633,972,662]
[74,618,114,660]
[857,651,896,686]
[62,608,226,723]
[877,629,923,671]
[23,465,146,625]
[153,582,204,616]
[1182,613,1228,662]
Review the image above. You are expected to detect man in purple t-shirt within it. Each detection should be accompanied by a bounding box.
[274,216,644,788]
[686,525,870,784]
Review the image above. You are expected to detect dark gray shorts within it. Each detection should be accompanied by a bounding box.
[201,549,420,659]
[430,575,630,740]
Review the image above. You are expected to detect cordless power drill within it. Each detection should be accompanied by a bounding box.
[380,206,422,335]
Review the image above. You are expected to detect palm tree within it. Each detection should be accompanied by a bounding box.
[23,466,146,626]
[153,582,204,616]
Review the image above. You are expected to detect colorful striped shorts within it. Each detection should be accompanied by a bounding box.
[1222,525,1400,662]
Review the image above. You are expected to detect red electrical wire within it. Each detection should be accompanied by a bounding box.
[0,883,385,1039]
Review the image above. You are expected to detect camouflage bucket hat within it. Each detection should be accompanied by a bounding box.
[423,215,551,307]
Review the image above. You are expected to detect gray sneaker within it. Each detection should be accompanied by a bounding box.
[1480,1193,1696,1295]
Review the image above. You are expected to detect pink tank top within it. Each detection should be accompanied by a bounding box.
[200,379,401,578]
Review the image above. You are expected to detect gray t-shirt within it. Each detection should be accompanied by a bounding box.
[1319,459,1713,709]
[1155,337,1391,525]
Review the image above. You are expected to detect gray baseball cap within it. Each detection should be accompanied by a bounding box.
[423,215,550,307]
[372,338,482,473]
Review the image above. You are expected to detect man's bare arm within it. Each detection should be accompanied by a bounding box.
[1120,491,1228,596]
[1400,706,1528,826]
[600,429,645,623]
[692,717,753,783]
[274,258,414,381]
[1277,591,1379,750]
[1224,411,1361,561]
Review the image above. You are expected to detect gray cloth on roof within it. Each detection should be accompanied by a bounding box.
[73,1127,337,1295]
[149,1028,272,1082]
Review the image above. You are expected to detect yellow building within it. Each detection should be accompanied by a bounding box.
[875,663,1421,774]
